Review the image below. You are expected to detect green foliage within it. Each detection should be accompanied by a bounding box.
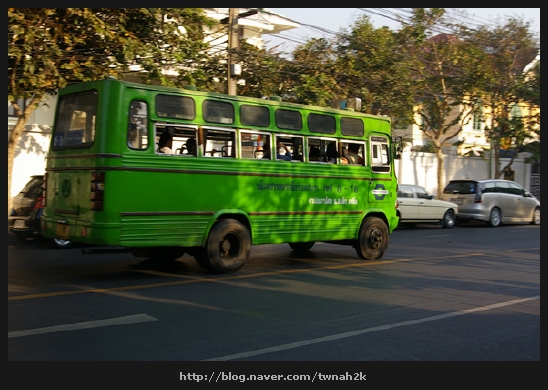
[415,142,436,153]
[334,15,415,126]
[8,7,540,173]
[8,8,215,102]
[457,17,539,177]
[7,7,216,214]
[233,41,290,98]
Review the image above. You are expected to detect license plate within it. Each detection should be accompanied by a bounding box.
[55,223,70,240]
[13,219,26,229]
[451,198,463,205]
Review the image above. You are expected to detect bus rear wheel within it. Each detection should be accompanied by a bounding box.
[355,217,389,260]
[205,219,251,274]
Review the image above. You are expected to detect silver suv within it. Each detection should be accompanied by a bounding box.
[442,179,540,227]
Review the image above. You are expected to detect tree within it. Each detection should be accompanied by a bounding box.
[388,9,486,197]
[460,18,539,179]
[8,8,214,214]
[334,15,415,128]
[284,38,343,106]
[229,41,289,98]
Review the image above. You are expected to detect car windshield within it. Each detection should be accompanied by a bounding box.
[20,176,44,197]
[443,181,476,194]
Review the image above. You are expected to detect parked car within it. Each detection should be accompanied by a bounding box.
[8,174,72,248]
[396,184,458,228]
[441,179,540,227]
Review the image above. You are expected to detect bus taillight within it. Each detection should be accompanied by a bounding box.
[91,171,105,211]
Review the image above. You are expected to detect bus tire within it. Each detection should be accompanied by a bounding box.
[355,217,389,260]
[205,219,251,274]
[288,242,315,251]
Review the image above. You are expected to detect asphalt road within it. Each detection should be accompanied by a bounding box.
[8,222,540,386]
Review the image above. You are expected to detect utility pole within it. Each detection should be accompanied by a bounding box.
[227,8,239,95]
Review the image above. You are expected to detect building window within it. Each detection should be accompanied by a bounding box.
[472,101,484,132]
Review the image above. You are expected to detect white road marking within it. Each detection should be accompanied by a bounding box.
[204,295,540,361]
[8,313,158,339]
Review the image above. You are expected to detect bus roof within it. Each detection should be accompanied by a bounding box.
[61,77,392,124]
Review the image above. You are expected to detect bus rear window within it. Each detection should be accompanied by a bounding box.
[52,91,98,150]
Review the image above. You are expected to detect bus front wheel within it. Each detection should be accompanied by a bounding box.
[205,219,251,274]
[355,217,389,260]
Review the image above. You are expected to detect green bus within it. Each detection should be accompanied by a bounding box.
[42,77,401,273]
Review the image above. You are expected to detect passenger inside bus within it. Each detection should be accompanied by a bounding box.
[345,143,364,165]
[184,137,196,156]
[276,142,292,161]
[157,132,174,154]
[309,146,321,161]
[262,139,291,161]
[325,142,347,164]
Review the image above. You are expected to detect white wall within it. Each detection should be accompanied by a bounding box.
[395,147,532,196]
[10,128,51,198]
[9,95,56,197]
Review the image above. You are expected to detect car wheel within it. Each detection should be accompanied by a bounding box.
[488,208,501,227]
[441,209,455,228]
[531,207,540,225]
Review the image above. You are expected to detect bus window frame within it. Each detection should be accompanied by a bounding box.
[274,133,304,162]
[239,129,272,160]
[154,124,198,156]
[128,100,149,151]
[307,136,339,163]
[370,135,391,173]
[52,90,98,151]
[202,126,237,158]
[341,140,366,166]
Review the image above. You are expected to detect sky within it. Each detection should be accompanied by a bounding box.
[264,8,540,53]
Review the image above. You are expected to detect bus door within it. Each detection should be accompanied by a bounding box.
[368,135,396,205]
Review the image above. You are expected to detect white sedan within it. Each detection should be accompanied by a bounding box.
[397,184,458,228]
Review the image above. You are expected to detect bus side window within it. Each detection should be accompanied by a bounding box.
[239,131,270,159]
[342,141,364,165]
[180,137,197,156]
[371,139,391,173]
[309,146,321,161]
[128,101,148,150]
[204,127,236,158]
[275,135,303,162]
